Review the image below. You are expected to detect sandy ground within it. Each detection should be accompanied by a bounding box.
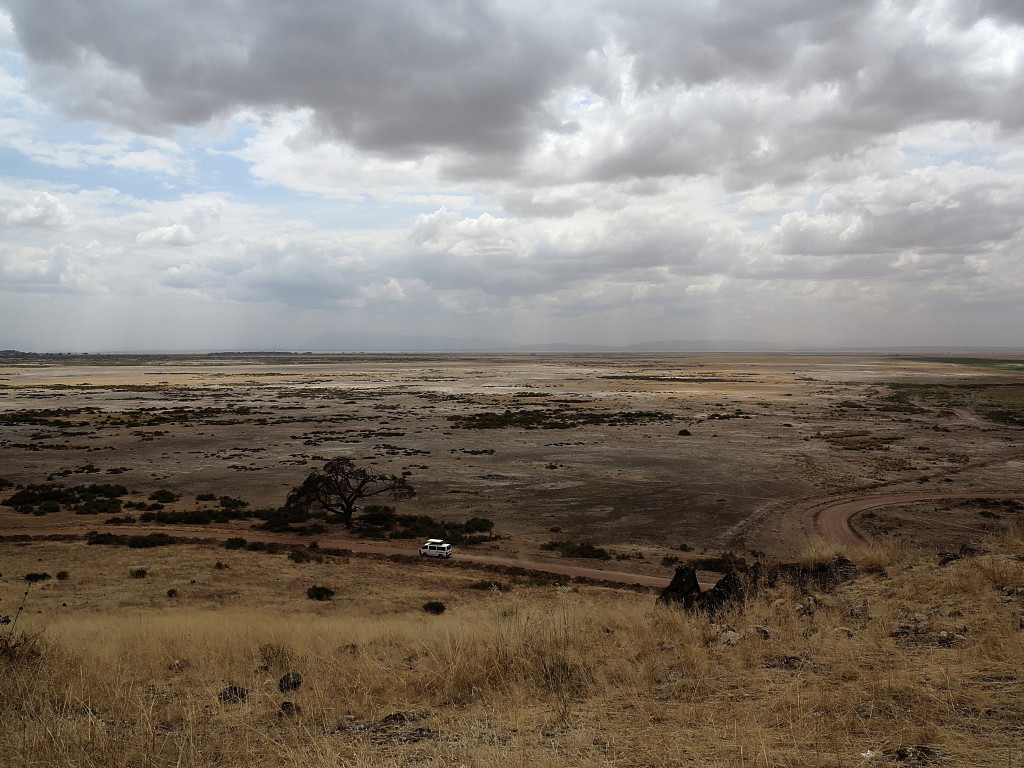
[2,352,1023,562]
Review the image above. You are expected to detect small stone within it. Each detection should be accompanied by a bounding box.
[719,630,742,647]
[796,596,817,617]
[936,630,966,646]
[278,672,303,693]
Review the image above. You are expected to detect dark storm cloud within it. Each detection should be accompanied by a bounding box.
[4,0,595,156]
[5,0,1023,186]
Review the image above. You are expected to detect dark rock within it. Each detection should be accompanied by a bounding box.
[657,565,702,608]
[659,566,748,614]
[217,685,248,703]
[887,745,942,764]
[693,572,744,613]
[939,543,984,566]
[278,671,303,693]
[279,701,302,717]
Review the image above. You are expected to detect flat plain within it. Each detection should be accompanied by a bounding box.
[3,351,1024,767]
[2,351,1023,560]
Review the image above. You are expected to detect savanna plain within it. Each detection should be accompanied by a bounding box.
[2,352,1023,766]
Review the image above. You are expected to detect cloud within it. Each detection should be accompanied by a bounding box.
[5,0,1023,191]
[4,191,74,228]
[3,1,1024,349]
[136,223,195,246]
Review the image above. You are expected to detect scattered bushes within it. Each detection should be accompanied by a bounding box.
[448,408,676,430]
[353,507,497,545]
[3,482,129,515]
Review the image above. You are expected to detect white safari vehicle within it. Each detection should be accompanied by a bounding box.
[419,539,452,558]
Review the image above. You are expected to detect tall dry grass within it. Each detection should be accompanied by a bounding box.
[2,534,1024,767]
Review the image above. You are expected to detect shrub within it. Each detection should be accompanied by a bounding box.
[222,537,247,550]
[196,493,217,501]
[148,489,178,504]
[166,588,178,598]
[104,514,136,525]
[56,571,69,580]
[126,533,174,548]
[541,540,611,560]
[422,601,447,615]
[129,568,147,579]
[661,555,680,567]
[306,585,334,601]
[288,548,312,563]
[24,572,51,583]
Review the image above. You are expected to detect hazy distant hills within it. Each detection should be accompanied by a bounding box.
[306,331,779,352]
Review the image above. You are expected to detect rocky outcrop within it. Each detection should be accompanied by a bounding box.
[657,566,745,614]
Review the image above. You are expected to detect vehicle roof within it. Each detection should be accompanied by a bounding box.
[425,538,447,544]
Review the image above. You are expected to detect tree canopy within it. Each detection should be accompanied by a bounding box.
[284,457,414,529]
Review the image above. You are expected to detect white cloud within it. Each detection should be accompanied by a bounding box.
[136,223,195,246]
[5,191,74,228]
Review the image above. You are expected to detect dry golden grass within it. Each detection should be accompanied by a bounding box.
[2,536,1024,767]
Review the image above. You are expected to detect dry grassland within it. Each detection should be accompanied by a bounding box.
[3,535,1024,767]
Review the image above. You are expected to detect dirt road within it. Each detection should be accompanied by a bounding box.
[0,524,676,588]
[808,491,1024,546]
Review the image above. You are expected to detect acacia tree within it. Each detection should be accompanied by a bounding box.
[284,457,415,529]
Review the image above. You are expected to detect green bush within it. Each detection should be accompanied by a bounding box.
[148,489,178,504]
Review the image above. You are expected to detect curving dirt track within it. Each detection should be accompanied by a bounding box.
[808,491,1024,547]
[0,524,677,588]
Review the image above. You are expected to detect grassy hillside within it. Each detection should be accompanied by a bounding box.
[2,535,1023,767]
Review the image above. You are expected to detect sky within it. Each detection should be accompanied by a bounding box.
[1,0,1024,351]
